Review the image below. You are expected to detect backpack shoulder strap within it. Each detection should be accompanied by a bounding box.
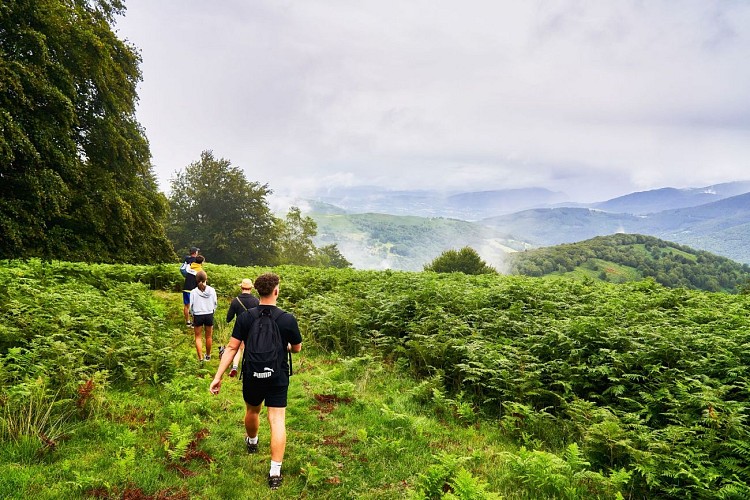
[269,307,293,376]
[235,297,249,311]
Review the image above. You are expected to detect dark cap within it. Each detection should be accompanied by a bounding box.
[190,246,200,253]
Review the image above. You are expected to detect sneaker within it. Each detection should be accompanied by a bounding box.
[204,354,211,361]
[229,366,238,378]
[186,321,193,327]
[218,345,225,359]
[268,475,283,490]
[245,436,258,454]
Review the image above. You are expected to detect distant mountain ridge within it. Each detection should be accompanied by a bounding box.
[591,181,750,214]
[310,181,750,219]
[299,180,750,269]
[312,186,571,219]
[310,212,530,271]
[481,192,750,264]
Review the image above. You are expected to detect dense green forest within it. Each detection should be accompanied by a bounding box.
[509,233,750,293]
[2,260,749,498]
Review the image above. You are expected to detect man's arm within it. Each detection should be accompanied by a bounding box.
[281,313,303,354]
[209,336,241,394]
[226,299,236,323]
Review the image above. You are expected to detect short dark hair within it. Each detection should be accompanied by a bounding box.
[254,272,280,297]
[195,255,205,264]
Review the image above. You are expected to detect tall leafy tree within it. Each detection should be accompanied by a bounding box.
[315,243,352,269]
[276,207,319,266]
[168,150,277,266]
[0,0,175,262]
[276,206,352,268]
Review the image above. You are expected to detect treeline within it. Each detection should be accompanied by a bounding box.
[0,2,348,269]
[166,151,351,268]
[510,233,750,293]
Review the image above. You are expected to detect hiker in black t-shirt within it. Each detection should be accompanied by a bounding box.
[180,246,200,326]
[210,272,302,490]
[220,278,259,377]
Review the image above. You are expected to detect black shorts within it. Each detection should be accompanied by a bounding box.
[193,313,214,327]
[243,383,288,408]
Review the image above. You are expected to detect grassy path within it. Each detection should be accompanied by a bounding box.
[2,288,512,499]
[161,291,513,499]
[17,289,510,500]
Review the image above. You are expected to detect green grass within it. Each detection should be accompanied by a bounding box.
[560,258,642,283]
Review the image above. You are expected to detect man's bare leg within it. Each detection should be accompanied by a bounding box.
[267,406,287,463]
[245,403,261,439]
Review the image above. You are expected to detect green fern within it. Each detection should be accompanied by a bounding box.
[445,467,502,500]
[164,422,192,462]
[412,452,472,500]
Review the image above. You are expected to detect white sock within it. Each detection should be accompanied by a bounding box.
[246,436,258,445]
[270,460,282,477]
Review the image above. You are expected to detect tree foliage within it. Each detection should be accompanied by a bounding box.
[315,243,352,269]
[0,0,175,262]
[276,206,319,266]
[167,150,277,266]
[276,207,352,267]
[424,247,496,275]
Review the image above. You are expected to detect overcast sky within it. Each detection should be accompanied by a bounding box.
[115,0,750,203]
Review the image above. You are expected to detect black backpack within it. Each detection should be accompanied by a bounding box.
[240,307,292,382]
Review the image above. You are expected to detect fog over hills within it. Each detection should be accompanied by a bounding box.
[310,181,750,220]
[300,181,750,269]
[312,186,570,220]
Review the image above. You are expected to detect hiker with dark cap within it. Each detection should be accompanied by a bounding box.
[210,272,302,490]
[180,246,199,326]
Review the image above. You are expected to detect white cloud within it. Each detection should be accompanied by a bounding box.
[118,0,750,202]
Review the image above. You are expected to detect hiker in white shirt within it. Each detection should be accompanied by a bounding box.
[189,270,217,362]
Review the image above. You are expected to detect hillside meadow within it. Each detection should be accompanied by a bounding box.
[1,260,749,498]
[510,234,750,293]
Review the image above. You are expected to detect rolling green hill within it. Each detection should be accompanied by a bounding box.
[310,212,530,271]
[509,233,750,292]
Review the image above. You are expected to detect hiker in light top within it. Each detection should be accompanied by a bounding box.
[210,272,302,490]
[189,270,217,362]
